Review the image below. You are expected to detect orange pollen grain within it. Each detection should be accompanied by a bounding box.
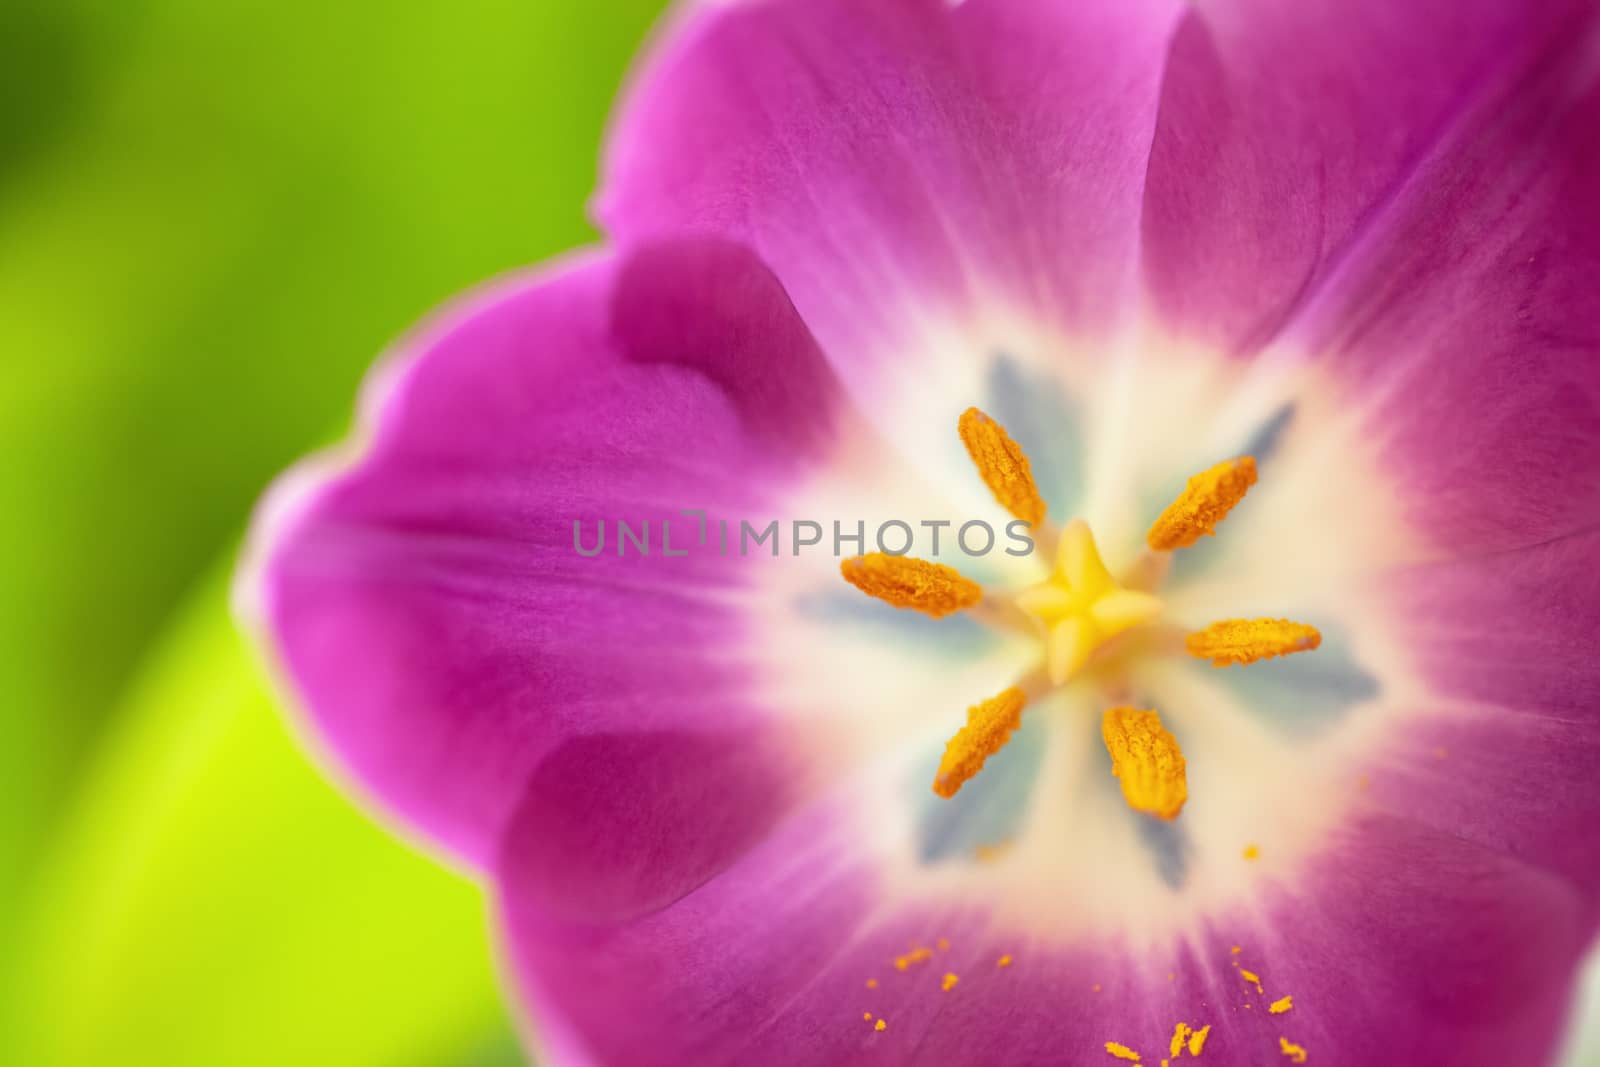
[1101,706,1188,820]
[894,947,933,971]
[1146,456,1257,550]
[841,553,982,619]
[958,407,1047,526]
[1186,619,1322,667]
[933,688,1027,798]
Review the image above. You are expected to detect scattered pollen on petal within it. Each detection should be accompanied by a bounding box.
[934,687,1026,798]
[866,979,878,989]
[1231,947,1242,955]
[863,1012,872,1021]
[841,554,982,618]
[895,947,934,971]
[958,407,1046,526]
[1240,969,1264,994]
[1101,707,1188,819]
[942,973,959,992]
[998,955,1013,968]
[1186,619,1322,667]
[1243,844,1260,861]
[1170,1023,1191,1057]
[1269,996,1293,1015]
[1105,1042,1143,1062]
[1093,984,1102,992]
[876,1019,887,1032]
[1188,1026,1211,1056]
[1279,1038,1307,1063]
[1147,456,1257,550]
[936,938,950,951]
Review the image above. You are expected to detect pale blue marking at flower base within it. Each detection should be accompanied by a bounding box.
[1160,402,1297,585]
[913,711,1046,864]
[1195,621,1380,738]
[986,355,1085,518]
[793,589,1003,655]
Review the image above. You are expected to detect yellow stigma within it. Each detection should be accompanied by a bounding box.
[958,407,1047,526]
[840,553,982,618]
[933,688,1026,798]
[1186,618,1322,666]
[1016,520,1164,683]
[1101,707,1188,820]
[1146,456,1257,550]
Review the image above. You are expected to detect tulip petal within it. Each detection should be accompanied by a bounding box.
[248,239,854,866]
[600,0,1184,361]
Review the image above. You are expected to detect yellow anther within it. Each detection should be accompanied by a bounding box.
[840,553,982,619]
[1101,707,1188,820]
[1269,996,1293,1015]
[1188,1026,1211,1056]
[1170,1023,1191,1057]
[958,407,1047,526]
[941,972,959,991]
[1279,1038,1307,1063]
[1186,618,1322,666]
[1105,1043,1143,1062]
[933,687,1026,798]
[1147,456,1257,550]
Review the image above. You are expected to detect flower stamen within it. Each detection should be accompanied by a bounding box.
[958,407,1046,526]
[1101,707,1188,820]
[1147,457,1257,551]
[933,687,1026,798]
[1186,619,1322,666]
[840,553,982,618]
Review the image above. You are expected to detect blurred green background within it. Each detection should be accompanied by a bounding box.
[0,1,661,1063]
[5,1,1600,1065]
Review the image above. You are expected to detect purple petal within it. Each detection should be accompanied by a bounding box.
[1142,0,1598,349]
[496,790,1584,1065]
[599,0,1183,361]
[249,239,849,866]
[1286,45,1600,554]
[1372,532,1600,909]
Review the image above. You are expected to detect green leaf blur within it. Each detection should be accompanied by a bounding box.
[9,569,517,1066]
[1,0,662,1062]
